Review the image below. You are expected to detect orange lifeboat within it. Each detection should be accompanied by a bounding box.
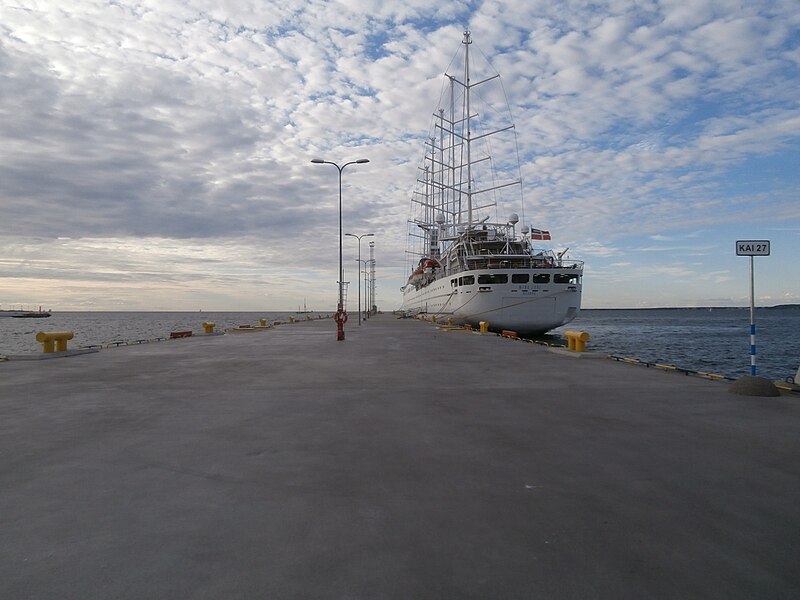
[407,268,424,284]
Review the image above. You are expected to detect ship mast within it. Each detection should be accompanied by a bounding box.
[409,30,519,268]
[464,30,473,227]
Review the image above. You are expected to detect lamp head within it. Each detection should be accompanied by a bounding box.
[310,158,325,164]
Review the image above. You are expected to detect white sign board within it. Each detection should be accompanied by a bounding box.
[736,240,770,256]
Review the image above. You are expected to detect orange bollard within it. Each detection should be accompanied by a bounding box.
[564,330,591,352]
[35,331,74,353]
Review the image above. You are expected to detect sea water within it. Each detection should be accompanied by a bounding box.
[0,311,314,357]
[552,306,800,382]
[1,308,798,382]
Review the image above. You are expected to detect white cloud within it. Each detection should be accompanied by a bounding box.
[0,0,798,310]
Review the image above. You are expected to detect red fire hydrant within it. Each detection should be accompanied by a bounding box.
[334,307,348,341]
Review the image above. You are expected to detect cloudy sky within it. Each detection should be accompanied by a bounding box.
[1,0,798,311]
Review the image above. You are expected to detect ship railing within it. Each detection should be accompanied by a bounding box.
[459,255,584,271]
[465,254,531,270]
[555,259,584,270]
[529,249,583,270]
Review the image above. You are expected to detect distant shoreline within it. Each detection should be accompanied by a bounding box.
[582,304,799,311]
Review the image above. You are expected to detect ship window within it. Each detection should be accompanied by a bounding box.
[459,275,475,286]
[554,274,579,284]
[511,274,529,283]
[532,274,550,284]
[451,278,458,288]
[478,274,508,284]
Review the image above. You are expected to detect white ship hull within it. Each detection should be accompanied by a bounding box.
[401,267,581,335]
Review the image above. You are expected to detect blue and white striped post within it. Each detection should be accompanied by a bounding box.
[736,240,770,377]
[749,255,757,376]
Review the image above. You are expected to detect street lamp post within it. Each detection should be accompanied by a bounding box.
[311,157,369,340]
[368,240,375,317]
[345,233,374,325]
[356,258,374,324]
[363,258,375,320]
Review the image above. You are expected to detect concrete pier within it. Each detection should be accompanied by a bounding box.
[1,314,798,599]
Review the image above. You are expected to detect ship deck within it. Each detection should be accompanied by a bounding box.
[1,314,798,598]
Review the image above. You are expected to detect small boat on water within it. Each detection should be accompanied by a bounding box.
[296,299,313,314]
[400,31,583,335]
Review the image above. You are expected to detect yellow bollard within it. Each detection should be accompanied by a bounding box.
[430,315,437,323]
[479,321,489,334]
[202,322,216,333]
[259,318,267,327]
[35,331,74,353]
[288,316,296,323]
[564,330,590,352]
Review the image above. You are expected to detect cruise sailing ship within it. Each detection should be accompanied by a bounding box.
[400,31,583,335]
